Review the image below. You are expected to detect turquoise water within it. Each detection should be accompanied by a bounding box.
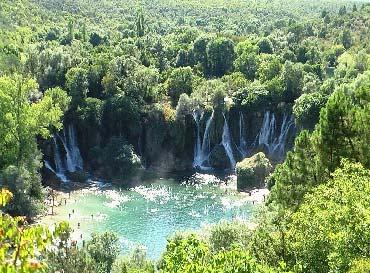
[44,173,257,259]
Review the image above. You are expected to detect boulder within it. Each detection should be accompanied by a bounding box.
[67,171,89,183]
[209,144,230,169]
[43,167,62,188]
[236,152,272,190]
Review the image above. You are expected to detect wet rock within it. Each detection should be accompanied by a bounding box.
[236,152,272,190]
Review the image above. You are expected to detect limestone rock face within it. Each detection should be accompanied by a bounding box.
[236,152,272,190]
[209,144,230,169]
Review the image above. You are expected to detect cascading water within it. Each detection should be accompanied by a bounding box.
[67,125,83,172]
[45,124,84,182]
[193,111,214,170]
[253,111,295,159]
[238,112,248,157]
[193,110,202,167]
[221,114,236,169]
[44,159,68,183]
[271,114,295,158]
[57,125,83,172]
[257,111,276,153]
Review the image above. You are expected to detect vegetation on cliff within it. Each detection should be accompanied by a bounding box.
[0,0,370,272]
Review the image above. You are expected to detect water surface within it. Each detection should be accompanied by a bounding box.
[44,173,260,259]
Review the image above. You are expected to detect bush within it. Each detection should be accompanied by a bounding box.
[293,92,327,130]
[167,67,193,106]
[236,152,272,190]
[112,247,155,273]
[1,165,45,218]
[208,221,251,252]
[159,233,275,273]
[175,93,193,121]
[98,137,142,179]
[87,232,120,273]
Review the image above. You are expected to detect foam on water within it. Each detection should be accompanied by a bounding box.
[43,174,262,259]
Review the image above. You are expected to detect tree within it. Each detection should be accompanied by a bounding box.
[341,29,352,49]
[338,5,347,16]
[97,137,141,179]
[286,161,370,273]
[0,76,69,216]
[159,233,276,273]
[89,32,105,47]
[167,67,193,106]
[234,52,259,80]
[268,130,321,209]
[87,232,120,273]
[176,93,193,121]
[46,222,97,273]
[206,37,235,77]
[281,61,304,102]
[136,8,145,37]
[257,38,273,54]
[192,35,212,70]
[257,54,282,82]
[66,67,89,108]
[293,92,327,130]
[0,188,52,272]
[317,90,355,173]
[0,75,69,167]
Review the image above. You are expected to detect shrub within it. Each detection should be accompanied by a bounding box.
[208,221,251,252]
[236,152,272,190]
[1,165,45,218]
[98,137,142,179]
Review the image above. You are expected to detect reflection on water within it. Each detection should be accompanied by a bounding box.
[43,173,263,259]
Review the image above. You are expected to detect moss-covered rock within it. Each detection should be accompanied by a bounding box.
[209,144,230,169]
[66,171,89,183]
[236,152,272,190]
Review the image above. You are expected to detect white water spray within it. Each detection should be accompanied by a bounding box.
[221,114,236,169]
[46,124,84,182]
[238,112,248,157]
[254,111,294,158]
[193,111,214,170]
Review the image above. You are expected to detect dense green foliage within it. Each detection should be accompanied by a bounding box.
[236,152,272,190]
[0,0,370,272]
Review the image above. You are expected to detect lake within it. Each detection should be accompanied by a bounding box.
[42,173,265,259]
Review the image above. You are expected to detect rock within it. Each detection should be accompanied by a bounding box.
[66,171,89,183]
[209,144,230,169]
[236,152,272,191]
[43,168,62,188]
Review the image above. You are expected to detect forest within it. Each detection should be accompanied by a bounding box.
[0,0,370,272]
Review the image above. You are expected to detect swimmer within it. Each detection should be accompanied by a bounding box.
[68,213,71,219]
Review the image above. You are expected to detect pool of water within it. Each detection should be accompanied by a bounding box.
[43,173,261,259]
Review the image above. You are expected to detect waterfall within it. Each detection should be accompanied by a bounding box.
[254,111,295,158]
[221,114,236,169]
[238,112,248,157]
[46,124,84,182]
[57,125,83,172]
[67,125,83,171]
[271,114,295,158]
[53,136,66,175]
[193,111,213,170]
[201,112,213,160]
[44,159,68,183]
[257,111,276,153]
[193,110,202,167]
